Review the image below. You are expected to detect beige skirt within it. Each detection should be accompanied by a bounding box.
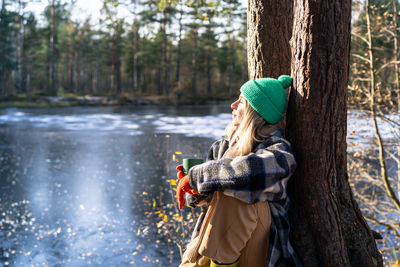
[180,192,271,267]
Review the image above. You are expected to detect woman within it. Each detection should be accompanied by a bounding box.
[176,75,302,267]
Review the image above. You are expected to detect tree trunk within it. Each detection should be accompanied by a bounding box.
[68,25,74,93]
[132,23,138,93]
[285,0,383,266]
[248,0,383,265]
[116,47,121,95]
[191,8,198,96]
[157,57,162,95]
[111,28,121,95]
[1,71,5,96]
[175,1,183,88]
[93,43,99,95]
[227,14,234,94]
[240,41,247,85]
[157,13,167,96]
[88,56,93,95]
[21,13,25,94]
[140,36,147,95]
[162,9,169,95]
[228,35,235,95]
[167,33,173,95]
[247,0,292,79]
[82,54,88,95]
[392,0,400,192]
[50,0,56,95]
[157,35,163,95]
[191,26,198,96]
[16,0,25,94]
[76,50,81,94]
[26,73,31,101]
[207,49,212,95]
[140,68,145,95]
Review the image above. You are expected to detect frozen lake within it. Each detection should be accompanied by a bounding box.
[0,105,397,266]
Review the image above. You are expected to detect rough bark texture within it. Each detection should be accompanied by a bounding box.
[247,0,292,79]
[285,0,383,266]
[247,0,383,266]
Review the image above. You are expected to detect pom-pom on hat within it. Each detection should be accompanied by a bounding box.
[240,75,292,124]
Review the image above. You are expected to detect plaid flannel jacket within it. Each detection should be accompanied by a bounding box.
[187,128,302,267]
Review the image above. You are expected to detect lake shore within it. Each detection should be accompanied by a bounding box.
[0,94,233,108]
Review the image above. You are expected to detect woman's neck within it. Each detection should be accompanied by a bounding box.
[259,123,281,136]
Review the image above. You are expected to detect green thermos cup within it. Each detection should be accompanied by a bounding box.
[182,158,205,175]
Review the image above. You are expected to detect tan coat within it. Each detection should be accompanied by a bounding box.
[180,192,271,267]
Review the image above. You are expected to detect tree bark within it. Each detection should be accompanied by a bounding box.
[111,26,121,95]
[240,41,247,84]
[93,42,99,94]
[191,4,198,96]
[75,50,80,94]
[247,0,292,79]
[227,14,234,94]
[191,24,198,96]
[285,0,383,266]
[16,0,25,94]
[167,31,173,95]
[248,0,383,265]
[207,48,212,95]
[50,0,56,95]
[392,0,400,192]
[162,9,169,95]
[175,1,183,87]
[228,36,235,95]
[132,23,138,93]
[21,12,25,94]
[68,25,74,93]
[159,9,167,95]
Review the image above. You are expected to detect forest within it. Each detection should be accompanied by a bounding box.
[0,0,246,104]
[0,0,398,107]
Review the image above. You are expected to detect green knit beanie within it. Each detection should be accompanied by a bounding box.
[239,75,292,124]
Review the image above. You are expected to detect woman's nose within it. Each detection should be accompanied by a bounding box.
[231,100,238,110]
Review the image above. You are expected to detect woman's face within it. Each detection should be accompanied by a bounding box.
[231,95,245,126]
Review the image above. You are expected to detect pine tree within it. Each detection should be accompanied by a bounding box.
[0,0,15,96]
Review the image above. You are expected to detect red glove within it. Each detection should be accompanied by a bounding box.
[176,164,184,179]
[176,175,198,209]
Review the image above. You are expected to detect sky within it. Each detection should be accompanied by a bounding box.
[25,1,120,24]
[25,0,248,26]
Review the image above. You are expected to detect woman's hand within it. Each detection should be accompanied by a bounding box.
[176,175,198,209]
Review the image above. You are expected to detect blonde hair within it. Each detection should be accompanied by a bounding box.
[226,99,270,156]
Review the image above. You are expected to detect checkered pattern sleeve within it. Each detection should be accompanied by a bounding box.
[188,134,296,204]
[206,139,230,161]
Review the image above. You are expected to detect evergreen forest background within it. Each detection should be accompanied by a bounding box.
[0,0,247,104]
[0,0,399,109]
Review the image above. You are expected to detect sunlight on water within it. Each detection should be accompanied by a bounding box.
[0,111,142,134]
[153,113,231,138]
